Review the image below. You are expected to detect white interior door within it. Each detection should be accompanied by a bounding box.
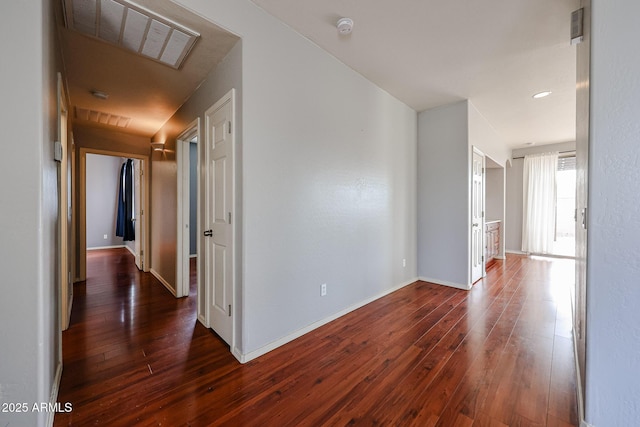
[471,149,485,283]
[204,90,234,345]
[133,159,142,270]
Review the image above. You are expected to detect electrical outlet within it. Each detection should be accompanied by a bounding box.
[403,259,406,268]
[103,234,108,240]
[320,283,327,297]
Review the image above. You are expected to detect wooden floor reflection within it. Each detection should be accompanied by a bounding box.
[55,249,578,426]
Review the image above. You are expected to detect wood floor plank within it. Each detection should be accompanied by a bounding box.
[54,249,578,426]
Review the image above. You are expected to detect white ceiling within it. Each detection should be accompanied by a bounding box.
[56,0,579,147]
[250,0,580,148]
[55,0,239,136]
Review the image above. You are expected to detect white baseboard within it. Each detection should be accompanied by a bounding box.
[47,361,63,426]
[506,249,527,255]
[197,313,208,328]
[236,277,419,363]
[150,268,177,297]
[418,276,471,291]
[189,254,197,259]
[232,346,244,363]
[573,328,590,427]
[87,245,126,251]
[124,245,136,256]
[531,253,576,260]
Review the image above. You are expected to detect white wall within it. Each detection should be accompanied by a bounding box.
[417,101,470,288]
[505,158,524,252]
[417,99,506,288]
[586,1,640,424]
[0,1,60,426]
[485,168,504,221]
[468,102,510,167]
[504,141,575,253]
[86,154,126,248]
[175,0,418,358]
[486,167,505,258]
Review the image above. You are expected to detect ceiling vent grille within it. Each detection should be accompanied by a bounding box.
[76,107,131,128]
[62,0,200,69]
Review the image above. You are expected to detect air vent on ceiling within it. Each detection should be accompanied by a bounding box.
[62,0,200,69]
[76,107,131,128]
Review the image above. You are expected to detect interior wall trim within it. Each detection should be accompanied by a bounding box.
[573,308,589,426]
[46,361,63,427]
[150,268,177,297]
[87,245,127,251]
[418,276,471,291]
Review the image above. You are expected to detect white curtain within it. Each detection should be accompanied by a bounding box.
[522,152,558,254]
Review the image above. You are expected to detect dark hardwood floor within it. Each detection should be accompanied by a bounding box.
[55,249,578,426]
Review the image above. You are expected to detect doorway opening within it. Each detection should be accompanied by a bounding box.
[84,154,141,262]
[78,148,150,282]
[177,120,201,305]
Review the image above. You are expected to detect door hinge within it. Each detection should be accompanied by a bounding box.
[228,121,231,134]
[578,319,582,339]
[228,212,231,224]
[141,209,144,216]
[228,304,232,317]
[140,250,143,256]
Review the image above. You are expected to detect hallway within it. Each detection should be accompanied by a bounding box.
[55,249,578,426]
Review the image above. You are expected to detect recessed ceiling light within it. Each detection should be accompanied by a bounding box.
[525,142,535,146]
[532,91,552,99]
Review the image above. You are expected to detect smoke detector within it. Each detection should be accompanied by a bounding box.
[337,18,354,35]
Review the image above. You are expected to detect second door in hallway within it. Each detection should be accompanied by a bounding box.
[204,90,235,345]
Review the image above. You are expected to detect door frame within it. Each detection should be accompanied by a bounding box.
[176,119,201,300]
[574,0,590,421]
[471,146,486,283]
[133,158,142,269]
[78,148,150,280]
[57,73,72,331]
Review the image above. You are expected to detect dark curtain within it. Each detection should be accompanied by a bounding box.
[116,159,135,241]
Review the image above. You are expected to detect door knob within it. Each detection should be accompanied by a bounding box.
[204,229,213,237]
[473,223,478,227]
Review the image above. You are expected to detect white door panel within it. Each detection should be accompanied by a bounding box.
[471,149,485,283]
[204,90,234,345]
